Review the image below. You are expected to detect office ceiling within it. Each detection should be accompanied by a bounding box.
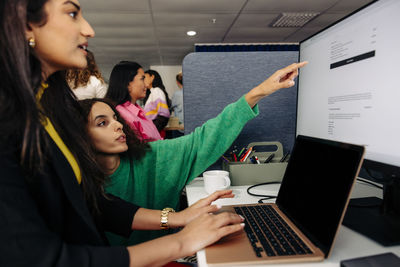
[80,0,373,72]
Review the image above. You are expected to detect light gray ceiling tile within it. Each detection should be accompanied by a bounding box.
[328,0,374,13]
[305,13,348,28]
[80,0,150,12]
[160,46,195,54]
[226,27,299,42]
[153,13,237,27]
[92,26,156,39]
[243,0,339,13]
[90,37,158,47]
[156,26,228,38]
[284,27,322,42]
[151,0,247,13]
[84,13,153,27]
[233,13,283,27]
[98,46,159,53]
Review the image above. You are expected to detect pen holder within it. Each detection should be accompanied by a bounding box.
[222,141,288,186]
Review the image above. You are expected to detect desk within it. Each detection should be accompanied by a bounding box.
[165,116,184,131]
[186,178,400,267]
[164,125,184,131]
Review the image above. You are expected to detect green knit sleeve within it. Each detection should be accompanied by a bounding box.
[143,95,258,209]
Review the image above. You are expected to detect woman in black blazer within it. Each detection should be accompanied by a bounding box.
[0,1,306,266]
[0,0,249,266]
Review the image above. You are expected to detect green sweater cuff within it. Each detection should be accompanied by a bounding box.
[237,95,259,120]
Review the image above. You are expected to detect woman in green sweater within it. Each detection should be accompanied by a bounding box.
[79,61,307,246]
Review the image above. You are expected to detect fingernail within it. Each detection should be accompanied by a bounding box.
[216,204,222,209]
[240,223,245,227]
[239,215,245,221]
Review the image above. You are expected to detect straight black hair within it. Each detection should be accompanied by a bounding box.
[0,0,47,166]
[106,61,142,105]
[40,74,108,213]
[144,69,171,108]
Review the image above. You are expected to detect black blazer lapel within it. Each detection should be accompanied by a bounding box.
[49,140,103,241]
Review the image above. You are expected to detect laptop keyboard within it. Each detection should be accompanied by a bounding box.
[234,205,313,257]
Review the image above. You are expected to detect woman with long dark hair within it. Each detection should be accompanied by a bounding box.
[143,69,171,133]
[106,61,163,141]
[78,53,306,247]
[0,1,252,266]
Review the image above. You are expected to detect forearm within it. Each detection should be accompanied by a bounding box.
[127,233,185,267]
[245,61,308,108]
[127,204,245,267]
[131,208,184,230]
[245,85,268,108]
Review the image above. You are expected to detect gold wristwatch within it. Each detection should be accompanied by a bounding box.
[160,207,175,229]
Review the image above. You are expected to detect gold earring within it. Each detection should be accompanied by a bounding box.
[28,38,36,48]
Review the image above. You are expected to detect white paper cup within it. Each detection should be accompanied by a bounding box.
[203,170,231,194]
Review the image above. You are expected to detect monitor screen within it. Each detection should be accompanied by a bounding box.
[297,0,400,175]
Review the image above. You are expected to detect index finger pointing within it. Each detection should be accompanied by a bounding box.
[286,61,308,72]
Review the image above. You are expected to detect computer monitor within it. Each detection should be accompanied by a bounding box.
[297,0,400,246]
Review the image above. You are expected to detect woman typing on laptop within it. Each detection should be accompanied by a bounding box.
[77,61,307,247]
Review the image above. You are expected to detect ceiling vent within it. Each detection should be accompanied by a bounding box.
[271,12,320,27]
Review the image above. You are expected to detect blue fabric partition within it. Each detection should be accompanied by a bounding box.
[182,51,299,165]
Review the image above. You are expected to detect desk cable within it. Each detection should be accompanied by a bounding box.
[349,178,384,208]
[247,179,382,205]
[356,177,383,190]
[246,182,281,203]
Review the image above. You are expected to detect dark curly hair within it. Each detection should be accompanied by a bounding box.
[66,50,105,89]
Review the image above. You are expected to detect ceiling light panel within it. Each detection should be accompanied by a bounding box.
[187,30,197,36]
[271,12,320,27]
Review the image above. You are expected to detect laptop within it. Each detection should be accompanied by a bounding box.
[205,135,365,266]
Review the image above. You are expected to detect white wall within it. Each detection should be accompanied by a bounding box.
[149,65,182,100]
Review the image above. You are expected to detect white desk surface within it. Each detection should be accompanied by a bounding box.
[186,178,400,267]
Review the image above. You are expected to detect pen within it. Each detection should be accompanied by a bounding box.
[240,148,248,158]
[280,151,290,162]
[237,147,246,158]
[239,148,248,161]
[221,155,230,163]
[254,156,261,164]
[264,153,275,163]
[249,156,256,164]
[230,151,236,162]
[240,147,253,162]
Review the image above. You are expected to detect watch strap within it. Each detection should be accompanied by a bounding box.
[160,207,175,229]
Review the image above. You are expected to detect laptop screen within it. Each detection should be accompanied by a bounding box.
[276,135,364,256]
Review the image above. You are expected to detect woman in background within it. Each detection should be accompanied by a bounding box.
[106,61,163,141]
[143,69,171,134]
[66,50,108,99]
[170,71,184,138]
